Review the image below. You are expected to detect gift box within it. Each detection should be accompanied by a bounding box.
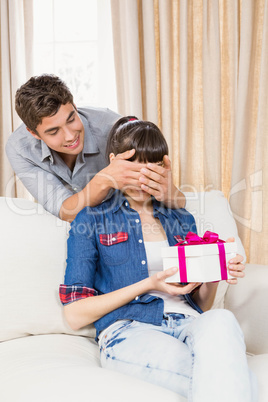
[161,231,237,283]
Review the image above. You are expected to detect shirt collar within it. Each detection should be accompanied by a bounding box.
[152,199,169,217]
[80,113,99,154]
[41,140,53,162]
[110,190,128,213]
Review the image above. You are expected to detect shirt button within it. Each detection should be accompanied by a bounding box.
[125,202,128,206]
[138,239,143,243]
[141,260,146,265]
[135,219,140,223]
[135,296,139,301]
[73,187,78,191]
[112,237,116,241]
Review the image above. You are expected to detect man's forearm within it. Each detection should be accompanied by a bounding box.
[59,172,112,222]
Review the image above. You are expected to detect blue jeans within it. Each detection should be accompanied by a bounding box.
[99,309,258,401]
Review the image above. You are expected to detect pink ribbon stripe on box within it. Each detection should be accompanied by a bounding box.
[175,231,227,282]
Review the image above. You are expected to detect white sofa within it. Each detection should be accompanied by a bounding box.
[0,191,268,402]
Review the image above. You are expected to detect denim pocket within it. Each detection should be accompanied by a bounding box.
[98,232,129,265]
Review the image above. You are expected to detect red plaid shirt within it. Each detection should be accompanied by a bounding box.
[59,284,98,305]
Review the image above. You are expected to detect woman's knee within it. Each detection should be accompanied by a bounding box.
[194,309,245,343]
[207,308,240,328]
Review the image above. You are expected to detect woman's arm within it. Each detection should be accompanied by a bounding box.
[64,267,200,330]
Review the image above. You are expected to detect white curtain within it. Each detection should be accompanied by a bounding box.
[0,0,34,198]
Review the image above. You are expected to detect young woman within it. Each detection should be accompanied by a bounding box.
[60,117,257,401]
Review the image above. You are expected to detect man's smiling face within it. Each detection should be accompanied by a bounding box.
[27,103,84,156]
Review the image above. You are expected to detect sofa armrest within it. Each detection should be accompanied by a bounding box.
[224,263,268,355]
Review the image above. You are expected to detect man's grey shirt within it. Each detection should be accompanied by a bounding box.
[6,107,119,217]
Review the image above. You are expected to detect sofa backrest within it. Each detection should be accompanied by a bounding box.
[0,191,245,342]
[0,197,95,342]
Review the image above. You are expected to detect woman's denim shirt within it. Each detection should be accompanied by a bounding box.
[60,190,203,339]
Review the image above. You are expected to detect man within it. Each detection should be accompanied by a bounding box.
[6,74,185,222]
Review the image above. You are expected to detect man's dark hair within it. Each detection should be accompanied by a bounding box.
[15,74,74,133]
[106,116,169,163]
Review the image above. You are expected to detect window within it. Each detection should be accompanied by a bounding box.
[33,0,117,112]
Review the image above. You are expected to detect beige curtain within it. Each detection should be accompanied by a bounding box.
[0,0,33,199]
[111,0,268,265]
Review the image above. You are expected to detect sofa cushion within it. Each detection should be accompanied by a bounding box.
[225,264,268,355]
[0,197,95,342]
[0,334,181,402]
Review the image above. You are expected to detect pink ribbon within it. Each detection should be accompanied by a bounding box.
[175,231,227,282]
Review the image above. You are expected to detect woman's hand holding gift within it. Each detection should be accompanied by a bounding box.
[149,266,202,296]
[226,237,245,285]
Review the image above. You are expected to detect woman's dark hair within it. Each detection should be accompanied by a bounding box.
[106,116,168,163]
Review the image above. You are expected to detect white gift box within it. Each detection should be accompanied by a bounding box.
[161,242,237,283]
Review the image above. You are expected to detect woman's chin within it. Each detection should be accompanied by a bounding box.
[126,189,151,203]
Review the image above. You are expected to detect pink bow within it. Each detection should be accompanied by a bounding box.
[175,231,227,282]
